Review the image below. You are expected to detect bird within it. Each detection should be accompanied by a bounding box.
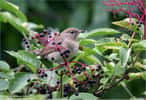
[37,28,84,63]
[45,38,79,63]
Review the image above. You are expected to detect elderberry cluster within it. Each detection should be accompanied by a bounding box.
[26,63,103,98]
[62,64,102,97]
[22,38,30,49]
[135,21,143,31]
[72,66,86,74]
[27,68,59,99]
[22,29,59,51]
[63,84,74,97]
[60,49,70,58]
[27,80,57,99]
[37,68,48,78]
[32,29,59,46]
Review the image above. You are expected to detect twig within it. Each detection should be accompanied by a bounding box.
[14,65,25,72]
[60,71,63,98]
[128,32,136,48]
[94,70,129,96]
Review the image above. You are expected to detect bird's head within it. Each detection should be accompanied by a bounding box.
[61,28,84,40]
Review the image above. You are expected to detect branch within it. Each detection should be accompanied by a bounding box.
[94,70,129,96]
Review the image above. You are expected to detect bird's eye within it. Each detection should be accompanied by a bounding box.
[70,31,74,34]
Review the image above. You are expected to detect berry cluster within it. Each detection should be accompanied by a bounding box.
[22,38,30,49]
[27,68,59,99]
[72,66,86,74]
[37,68,48,78]
[135,21,143,31]
[63,84,74,97]
[60,49,70,59]
[22,29,59,50]
[26,63,103,98]
[56,64,102,97]
[27,81,57,99]
[33,30,59,46]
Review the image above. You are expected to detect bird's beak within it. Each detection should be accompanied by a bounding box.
[80,30,85,33]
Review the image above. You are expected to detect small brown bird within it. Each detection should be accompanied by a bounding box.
[39,28,83,63]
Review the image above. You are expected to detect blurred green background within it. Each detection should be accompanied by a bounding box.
[0,0,145,99]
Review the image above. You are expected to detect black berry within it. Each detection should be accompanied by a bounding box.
[47,93,52,99]
[51,57,55,61]
[64,92,68,97]
[52,42,56,45]
[65,55,69,58]
[26,45,30,48]
[49,36,52,38]
[88,80,96,84]
[65,50,70,53]
[57,80,60,84]
[27,79,31,82]
[75,91,79,96]
[44,73,48,77]
[57,42,62,45]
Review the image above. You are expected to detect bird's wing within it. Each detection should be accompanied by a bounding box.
[45,51,64,63]
[62,38,79,52]
[39,45,56,56]
[60,38,79,60]
[38,36,65,56]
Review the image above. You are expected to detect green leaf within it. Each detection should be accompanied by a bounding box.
[0,79,9,91]
[9,72,33,94]
[7,51,41,73]
[79,28,120,38]
[119,48,131,67]
[112,18,142,34]
[52,91,59,99]
[132,40,146,51]
[0,71,14,79]
[103,62,114,76]
[81,54,100,65]
[0,95,45,100]
[0,12,28,35]
[96,37,116,43]
[69,52,83,67]
[24,95,45,100]
[143,59,146,65]
[0,0,27,21]
[128,72,146,80]
[100,77,109,86]
[113,66,125,76]
[70,92,97,100]
[62,75,70,84]
[79,39,96,46]
[96,42,127,53]
[82,47,97,56]
[141,72,146,80]
[0,61,10,72]
[22,22,44,30]
[106,53,119,61]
